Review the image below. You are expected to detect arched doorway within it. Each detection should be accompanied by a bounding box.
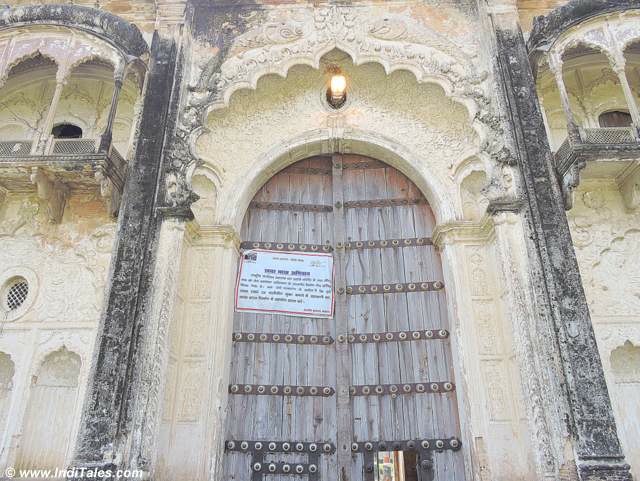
[224,155,465,481]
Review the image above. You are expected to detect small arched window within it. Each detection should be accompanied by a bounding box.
[598,110,633,128]
[51,123,82,139]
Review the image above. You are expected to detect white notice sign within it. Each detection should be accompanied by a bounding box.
[235,249,334,318]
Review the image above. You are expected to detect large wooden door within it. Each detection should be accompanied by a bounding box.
[224,155,464,481]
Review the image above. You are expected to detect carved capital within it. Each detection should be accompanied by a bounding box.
[163,170,199,212]
[55,65,71,85]
[189,223,241,250]
[30,167,68,223]
[486,197,524,216]
[432,217,495,248]
[548,51,563,78]
[114,61,127,85]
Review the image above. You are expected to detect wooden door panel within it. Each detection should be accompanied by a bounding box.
[225,157,337,480]
[340,157,464,481]
[224,155,464,481]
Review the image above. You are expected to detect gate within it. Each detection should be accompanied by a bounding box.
[224,155,465,481]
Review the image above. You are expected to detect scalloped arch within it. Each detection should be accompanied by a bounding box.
[68,54,117,75]
[189,52,493,191]
[206,45,472,120]
[191,5,489,122]
[4,48,59,78]
[558,37,610,63]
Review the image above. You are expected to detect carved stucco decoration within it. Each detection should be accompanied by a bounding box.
[590,229,640,317]
[539,13,640,81]
[171,5,514,209]
[0,30,123,88]
[569,186,640,318]
[0,196,116,324]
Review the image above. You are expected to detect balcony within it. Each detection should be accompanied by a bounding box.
[553,127,640,210]
[0,137,126,222]
[555,127,639,173]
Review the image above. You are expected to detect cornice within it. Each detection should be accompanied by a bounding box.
[185,222,241,250]
[432,215,495,248]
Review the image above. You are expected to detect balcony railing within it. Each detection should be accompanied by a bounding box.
[582,127,636,145]
[0,137,126,221]
[50,138,100,155]
[0,140,33,156]
[555,127,639,176]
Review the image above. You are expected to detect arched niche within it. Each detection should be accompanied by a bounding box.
[0,53,58,141]
[16,347,81,471]
[0,352,14,442]
[459,170,489,222]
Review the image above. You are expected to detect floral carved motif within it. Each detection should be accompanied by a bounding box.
[169,6,513,211]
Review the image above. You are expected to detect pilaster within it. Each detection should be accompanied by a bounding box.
[70,32,181,478]
[128,215,188,476]
[490,11,632,481]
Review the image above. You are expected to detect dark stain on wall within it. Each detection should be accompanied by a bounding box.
[493,21,633,481]
[71,31,178,472]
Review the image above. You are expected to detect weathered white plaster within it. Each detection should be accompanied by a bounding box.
[0,192,115,471]
[196,58,481,227]
[569,181,640,479]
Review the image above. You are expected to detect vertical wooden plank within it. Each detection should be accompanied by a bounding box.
[333,154,353,481]
[344,162,368,481]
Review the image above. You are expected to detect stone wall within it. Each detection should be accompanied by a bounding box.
[2,2,638,481]
[569,181,640,479]
[0,192,115,471]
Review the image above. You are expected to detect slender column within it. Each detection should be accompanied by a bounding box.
[493,22,632,481]
[549,53,582,143]
[99,64,126,152]
[610,56,640,138]
[538,93,554,147]
[35,68,68,154]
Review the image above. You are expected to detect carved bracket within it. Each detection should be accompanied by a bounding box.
[30,167,68,223]
[619,162,640,211]
[560,159,586,210]
[95,168,121,217]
